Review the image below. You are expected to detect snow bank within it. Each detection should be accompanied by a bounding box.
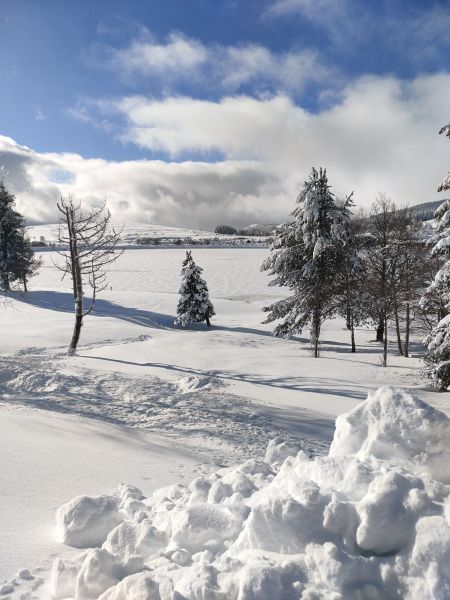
[43,387,450,599]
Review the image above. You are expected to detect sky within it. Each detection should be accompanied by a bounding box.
[0,0,449,228]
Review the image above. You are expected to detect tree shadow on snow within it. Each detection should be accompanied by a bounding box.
[14,290,176,330]
[80,354,368,401]
[15,290,307,340]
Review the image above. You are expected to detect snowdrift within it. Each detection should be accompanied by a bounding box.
[45,387,450,599]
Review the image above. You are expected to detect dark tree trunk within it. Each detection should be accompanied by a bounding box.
[394,302,403,356]
[206,315,211,327]
[67,205,84,356]
[376,318,384,342]
[68,310,83,356]
[346,305,351,330]
[1,271,10,291]
[383,317,388,367]
[350,314,356,353]
[23,277,28,292]
[404,303,410,358]
[312,310,321,358]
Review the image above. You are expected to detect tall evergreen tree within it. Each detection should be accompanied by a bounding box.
[261,167,344,357]
[0,181,24,291]
[422,123,450,388]
[175,251,215,328]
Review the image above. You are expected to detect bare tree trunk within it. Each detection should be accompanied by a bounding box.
[376,317,384,342]
[312,310,321,358]
[23,277,27,292]
[1,271,9,291]
[205,315,211,327]
[394,301,403,356]
[346,305,351,330]
[69,310,83,356]
[383,317,388,367]
[404,302,410,358]
[350,314,356,353]
[67,205,84,356]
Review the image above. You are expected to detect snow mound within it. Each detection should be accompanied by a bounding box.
[42,388,450,599]
[176,375,226,394]
[56,485,143,548]
[330,387,450,482]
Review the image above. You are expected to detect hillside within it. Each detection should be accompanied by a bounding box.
[26,222,271,247]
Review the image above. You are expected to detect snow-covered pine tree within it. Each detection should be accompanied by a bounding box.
[10,225,42,292]
[422,123,450,388]
[0,181,25,291]
[261,167,344,357]
[175,251,215,328]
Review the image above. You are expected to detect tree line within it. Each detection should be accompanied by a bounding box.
[261,171,429,365]
[261,121,450,389]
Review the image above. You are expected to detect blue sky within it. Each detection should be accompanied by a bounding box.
[0,0,449,226]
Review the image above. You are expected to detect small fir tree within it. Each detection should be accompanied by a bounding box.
[261,167,344,357]
[422,124,450,388]
[175,251,215,328]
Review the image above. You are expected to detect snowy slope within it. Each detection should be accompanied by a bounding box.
[1,246,449,593]
[5,388,450,599]
[0,405,210,581]
[26,223,223,244]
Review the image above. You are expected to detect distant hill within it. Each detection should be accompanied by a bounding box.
[26,222,219,244]
[409,200,443,221]
[25,222,271,248]
[241,224,278,235]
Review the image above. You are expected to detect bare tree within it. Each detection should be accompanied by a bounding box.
[392,209,428,357]
[364,195,405,366]
[55,197,123,355]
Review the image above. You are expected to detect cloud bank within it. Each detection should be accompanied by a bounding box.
[2,73,450,229]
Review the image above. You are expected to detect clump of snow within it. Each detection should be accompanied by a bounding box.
[330,386,450,482]
[56,495,121,549]
[40,388,450,598]
[56,485,143,549]
[176,375,226,394]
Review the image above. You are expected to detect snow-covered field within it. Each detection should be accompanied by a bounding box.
[26,223,270,248]
[1,247,449,598]
[27,223,221,244]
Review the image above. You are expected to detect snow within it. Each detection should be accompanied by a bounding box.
[56,495,122,549]
[26,223,220,245]
[1,246,450,597]
[19,387,450,599]
[0,405,212,584]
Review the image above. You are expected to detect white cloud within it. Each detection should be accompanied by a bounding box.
[103,32,334,94]
[3,73,450,229]
[265,0,344,18]
[0,136,285,229]
[112,74,450,196]
[35,109,47,122]
[113,32,208,77]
